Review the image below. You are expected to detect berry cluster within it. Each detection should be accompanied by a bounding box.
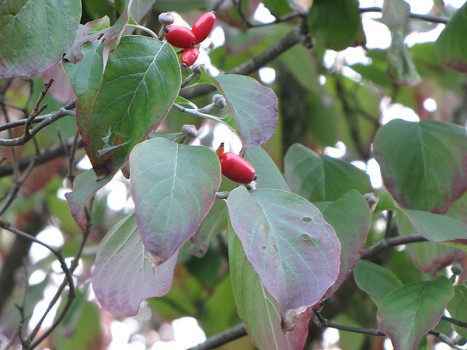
[216,143,257,185]
[163,12,216,68]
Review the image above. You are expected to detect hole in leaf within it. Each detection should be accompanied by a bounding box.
[300,234,313,242]
[303,217,312,222]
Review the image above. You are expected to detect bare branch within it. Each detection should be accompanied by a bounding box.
[362,234,428,259]
[186,323,246,350]
[359,7,449,24]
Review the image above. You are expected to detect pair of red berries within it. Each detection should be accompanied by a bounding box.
[164,12,216,67]
[216,143,256,185]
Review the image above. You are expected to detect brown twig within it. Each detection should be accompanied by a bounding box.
[359,7,449,24]
[362,233,428,259]
[186,323,246,350]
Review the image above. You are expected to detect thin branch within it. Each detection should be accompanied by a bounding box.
[0,107,76,146]
[186,323,246,350]
[27,211,92,349]
[233,0,303,28]
[359,7,449,24]
[362,234,428,259]
[180,21,305,99]
[442,315,467,329]
[0,136,83,179]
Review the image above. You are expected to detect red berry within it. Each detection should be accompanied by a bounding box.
[181,47,199,68]
[164,25,196,48]
[216,143,256,184]
[192,12,216,43]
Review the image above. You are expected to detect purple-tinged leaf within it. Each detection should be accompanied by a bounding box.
[76,36,180,178]
[92,212,177,317]
[377,277,454,350]
[374,120,467,213]
[229,227,312,349]
[436,2,467,73]
[447,286,467,338]
[0,0,81,78]
[227,187,340,323]
[65,169,115,231]
[199,73,278,148]
[284,143,371,202]
[130,138,221,265]
[353,260,403,306]
[320,190,371,299]
[405,241,464,274]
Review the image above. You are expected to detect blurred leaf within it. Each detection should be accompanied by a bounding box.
[185,246,224,287]
[92,212,177,316]
[447,286,467,338]
[229,227,312,349]
[227,187,340,324]
[405,241,464,274]
[377,277,454,350]
[306,90,341,146]
[354,260,403,305]
[284,143,371,202]
[278,45,319,93]
[76,36,180,177]
[0,0,81,78]
[130,138,221,264]
[52,289,102,350]
[436,2,467,73]
[335,314,366,350]
[130,0,156,23]
[244,146,289,191]
[65,169,115,231]
[374,120,467,213]
[263,0,292,16]
[199,72,278,148]
[307,0,365,51]
[320,190,371,298]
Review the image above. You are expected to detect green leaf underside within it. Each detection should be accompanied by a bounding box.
[130,138,221,264]
[353,260,403,306]
[307,0,365,51]
[321,190,371,299]
[199,72,278,148]
[229,228,312,350]
[65,169,115,231]
[374,120,467,213]
[92,212,177,317]
[76,35,181,177]
[227,187,340,318]
[436,2,467,72]
[377,278,454,350]
[284,143,372,202]
[0,0,81,78]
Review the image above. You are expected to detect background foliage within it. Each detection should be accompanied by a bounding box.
[0,0,466,349]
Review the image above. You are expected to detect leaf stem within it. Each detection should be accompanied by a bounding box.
[125,24,159,39]
[172,103,238,136]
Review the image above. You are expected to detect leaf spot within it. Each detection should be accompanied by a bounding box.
[302,217,312,222]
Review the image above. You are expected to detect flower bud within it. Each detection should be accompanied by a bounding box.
[158,12,175,26]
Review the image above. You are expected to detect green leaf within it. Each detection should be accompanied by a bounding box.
[229,226,312,349]
[320,190,371,298]
[353,260,403,306]
[244,147,289,191]
[0,0,81,78]
[227,187,340,323]
[436,2,467,72]
[284,143,372,202]
[199,72,278,148]
[307,0,365,51]
[377,277,454,350]
[76,36,181,177]
[405,241,464,273]
[374,120,467,213]
[404,210,467,247]
[92,212,177,316]
[129,138,221,264]
[447,286,467,338]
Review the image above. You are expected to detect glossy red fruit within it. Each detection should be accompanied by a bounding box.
[192,12,216,43]
[164,25,196,48]
[216,143,256,184]
[181,47,199,67]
